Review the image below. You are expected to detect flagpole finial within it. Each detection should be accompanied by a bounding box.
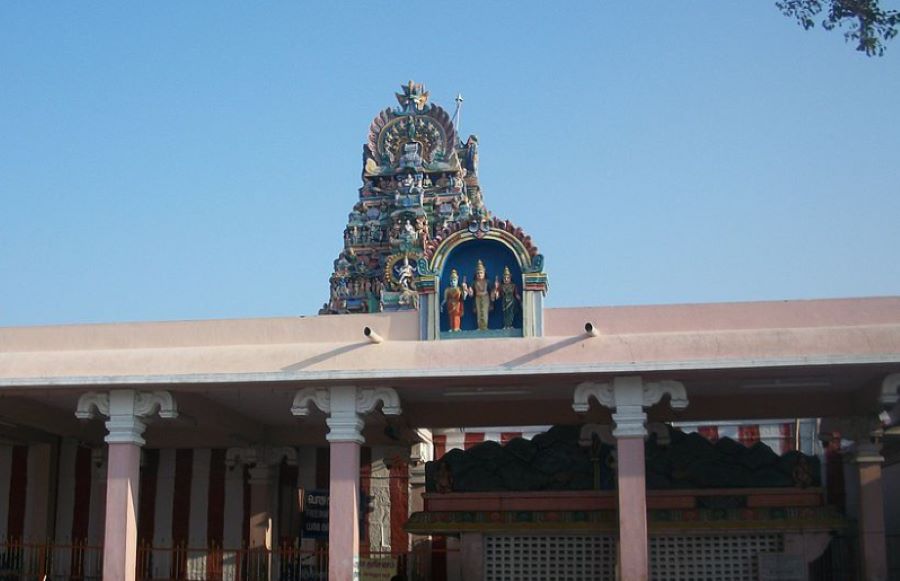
[452,93,464,134]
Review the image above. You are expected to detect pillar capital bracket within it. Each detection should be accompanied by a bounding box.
[573,376,687,438]
[225,445,298,471]
[579,422,671,447]
[881,373,900,407]
[827,415,885,464]
[292,386,402,444]
[76,389,178,446]
[573,377,688,413]
[291,386,402,417]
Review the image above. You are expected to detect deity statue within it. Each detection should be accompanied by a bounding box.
[403,219,416,240]
[472,260,492,331]
[464,135,479,175]
[399,142,423,169]
[398,219,418,250]
[440,269,470,332]
[397,256,414,291]
[415,216,429,247]
[496,266,521,329]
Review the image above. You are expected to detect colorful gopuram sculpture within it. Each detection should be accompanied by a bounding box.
[322,81,547,338]
[322,81,485,314]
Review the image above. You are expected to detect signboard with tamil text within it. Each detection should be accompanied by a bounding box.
[302,489,330,539]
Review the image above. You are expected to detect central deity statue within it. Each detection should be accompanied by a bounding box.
[472,260,492,331]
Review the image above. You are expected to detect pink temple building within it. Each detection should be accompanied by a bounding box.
[1,83,899,580]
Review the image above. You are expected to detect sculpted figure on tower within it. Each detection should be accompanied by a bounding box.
[472,260,492,331]
[441,269,469,332]
[497,266,521,329]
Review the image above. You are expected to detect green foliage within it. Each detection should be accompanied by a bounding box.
[777,0,900,55]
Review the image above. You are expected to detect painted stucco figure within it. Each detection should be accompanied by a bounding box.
[497,266,521,329]
[441,269,469,332]
[397,256,414,291]
[472,260,492,331]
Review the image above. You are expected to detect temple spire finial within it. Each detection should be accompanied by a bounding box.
[396,80,429,113]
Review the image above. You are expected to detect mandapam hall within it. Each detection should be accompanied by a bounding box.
[1,82,899,581]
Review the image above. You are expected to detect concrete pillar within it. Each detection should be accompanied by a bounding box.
[616,437,648,580]
[329,440,362,580]
[826,411,891,581]
[75,389,178,581]
[409,429,432,558]
[24,443,53,541]
[88,449,108,543]
[324,386,365,580]
[222,446,295,581]
[292,385,403,581]
[460,533,484,581]
[573,376,688,581]
[856,453,887,581]
[248,464,272,549]
[104,442,142,581]
[224,446,296,556]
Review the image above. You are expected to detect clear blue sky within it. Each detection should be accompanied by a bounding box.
[2,2,898,326]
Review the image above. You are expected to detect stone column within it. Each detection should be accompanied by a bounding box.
[225,446,297,581]
[459,532,484,581]
[87,448,108,580]
[826,411,890,581]
[76,390,177,581]
[856,453,887,581]
[248,464,272,549]
[409,429,433,549]
[292,385,402,581]
[23,443,53,541]
[574,376,688,581]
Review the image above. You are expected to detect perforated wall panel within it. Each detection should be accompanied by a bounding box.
[484,535,617,581]
[649,533,784,581]
[483,532,784,581]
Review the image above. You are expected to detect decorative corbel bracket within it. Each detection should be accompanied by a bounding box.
[75,390,178,446]
[572,377,687,439]
[225,445,298,482]
[356,387,402,416]
[825,415,885,464]
[642,381,689,411]
[75,392,110,420]
[292,386,402,444]
[572,382,615,414]
[579,423,615,447]
[291,388,331,416]
[881,373,900,407]
[134,391,179,419]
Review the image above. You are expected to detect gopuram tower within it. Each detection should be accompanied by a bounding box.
[324,82,548,339]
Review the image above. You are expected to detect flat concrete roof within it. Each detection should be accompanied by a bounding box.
[1,297,898,388]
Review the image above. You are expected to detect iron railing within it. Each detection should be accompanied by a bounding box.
[0,539,452,580]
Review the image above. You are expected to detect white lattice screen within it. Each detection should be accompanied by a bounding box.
[649,533,784,581]
[483,532,784,581]
[484,535,617,581]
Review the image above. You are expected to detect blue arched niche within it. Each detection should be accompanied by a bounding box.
[439,239,523,334]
